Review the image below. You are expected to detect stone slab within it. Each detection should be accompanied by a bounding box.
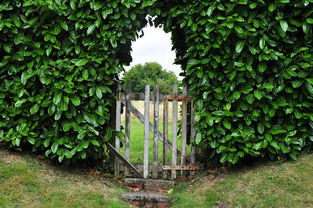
[121,191,170,203]
[125,178,175,187]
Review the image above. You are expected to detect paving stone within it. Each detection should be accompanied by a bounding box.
[121,191,170,203]
[125,178,175,187]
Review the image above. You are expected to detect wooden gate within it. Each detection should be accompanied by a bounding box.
[112,83,198,180]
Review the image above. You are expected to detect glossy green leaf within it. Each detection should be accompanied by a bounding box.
[235,40,245,54]
[96,87,102,99]
[53,92,62,105]
[307,18,313,24]
[223,120,232,130]
[280,20,288,32]
[30,104,39,115]
[257,123,265,134]
[71,96,81,106]
[254,90,262,100]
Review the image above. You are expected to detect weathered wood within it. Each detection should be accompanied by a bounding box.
[171,84,178,180]
[121,92,162,101]
[181,86,188,168]
[144,85,150,178]
[153,85,160,179]
[121,93,190,102]
[106,143,143,178]
[190,101,196,176]
[125,83,131,176]
[163,95,191,101]
[125,101,182,157]
[162,165,200,171]
[162,99,169,179]
[114,83,121,176]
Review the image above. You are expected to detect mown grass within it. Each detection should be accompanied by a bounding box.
[1,145,313,208]
[0,148,129,208]
[170,153,313,208]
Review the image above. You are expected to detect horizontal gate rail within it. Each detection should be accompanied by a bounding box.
[162,165,200,171]
[121,93,191,102]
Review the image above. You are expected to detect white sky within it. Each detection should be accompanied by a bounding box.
[123,25,182,80]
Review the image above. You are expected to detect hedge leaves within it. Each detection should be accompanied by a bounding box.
[0,0,150,162]
[1,0,312,165]
[160,0,313,163]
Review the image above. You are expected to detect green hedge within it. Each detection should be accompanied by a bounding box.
[0,0,150,162]
[162,0,313,163]
[1,0,313,164]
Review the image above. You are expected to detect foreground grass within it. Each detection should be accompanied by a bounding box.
[171,153,313,208]
[0,148,129,208]
[3,140,312,208]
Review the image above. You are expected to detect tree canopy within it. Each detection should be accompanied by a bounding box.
[123,62,178,94]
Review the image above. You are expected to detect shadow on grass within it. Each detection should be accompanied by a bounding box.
[0,148,129,208]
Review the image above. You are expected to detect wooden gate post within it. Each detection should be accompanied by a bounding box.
[181,86,188,175]
[153,85,160,178]
[171,84,178,180]
[114,83,121,176]
[190,101,196,176]
[162,98,169,179]
[144,85,150,178]
[125,83,131,176]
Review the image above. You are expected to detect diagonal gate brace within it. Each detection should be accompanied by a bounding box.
[124,101,182,157]
[106,142,144,178]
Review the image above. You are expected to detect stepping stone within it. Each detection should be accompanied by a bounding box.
[125,178,175,186]
[121,191,171,208]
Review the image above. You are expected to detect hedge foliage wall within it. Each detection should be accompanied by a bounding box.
[0,0,150,162]
[1,0,312,164]
[163,0,313,163]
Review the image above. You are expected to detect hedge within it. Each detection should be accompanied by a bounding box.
[1,0,313,164]
[162,0,313,163]
[0,0,150,162]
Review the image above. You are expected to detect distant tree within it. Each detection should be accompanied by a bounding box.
[123,62,179,94]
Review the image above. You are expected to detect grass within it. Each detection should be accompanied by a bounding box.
[170,153,313,208]
[1,144,313,208]
[0,148,129,208]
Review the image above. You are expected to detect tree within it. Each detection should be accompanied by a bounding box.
[123,62,179,94]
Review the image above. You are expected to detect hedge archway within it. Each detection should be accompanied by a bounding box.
[0,0,312,164]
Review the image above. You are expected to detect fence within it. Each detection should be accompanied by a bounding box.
[112,83,199,180]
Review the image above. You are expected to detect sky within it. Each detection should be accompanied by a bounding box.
[124,25,182,79]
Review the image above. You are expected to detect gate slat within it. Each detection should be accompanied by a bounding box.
[144,85,150,178]
[171,84,178,180]
[125,83,131,176]
[153,85,160,178]
[126,102,182,156]
[190,101,196,176]
[181,86,187,169]
[114,83,121,176]
[162,99,169,179]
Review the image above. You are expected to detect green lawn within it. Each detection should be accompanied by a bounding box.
[170,153,313,208]
[0,148,129,208]
[1,145,313,208]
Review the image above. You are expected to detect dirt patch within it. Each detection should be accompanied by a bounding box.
[214,200,230,208]
[0,149,23,164]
